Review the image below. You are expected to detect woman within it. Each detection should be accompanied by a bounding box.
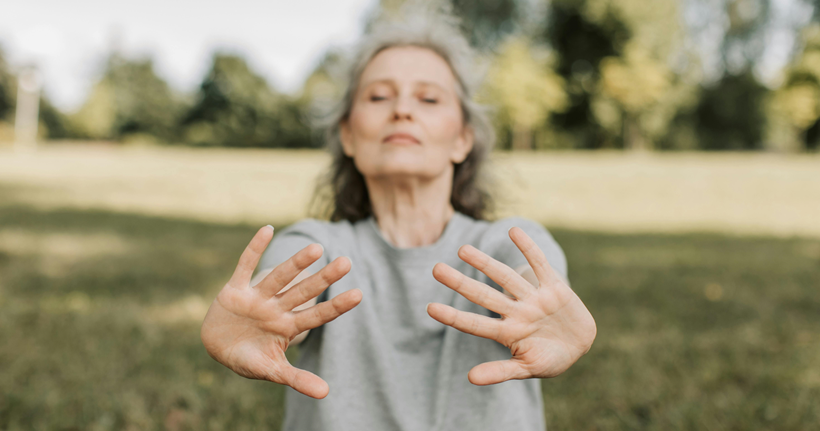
[201,8,596,431]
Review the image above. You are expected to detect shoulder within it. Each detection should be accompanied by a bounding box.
[258,218,358,274]
[274,218,357,245]
[473,216,556,248]
[472,216,568,281]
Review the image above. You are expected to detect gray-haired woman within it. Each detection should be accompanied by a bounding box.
[201,9,596,431]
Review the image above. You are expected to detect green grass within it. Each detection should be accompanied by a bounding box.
[1,200,818,430]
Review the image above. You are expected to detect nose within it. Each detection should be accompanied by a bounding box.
[392,95,413,121]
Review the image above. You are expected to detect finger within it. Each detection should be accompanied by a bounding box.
[432,263,514,316]
[468,360,529,386]
[426,303,504,341]
[457,244,533,300]
[508,227,562,286]
[229,225,274,287]
[278,257,352,310]
[256,243,324,297]
[274,364,330,399]
[293,288,363,333]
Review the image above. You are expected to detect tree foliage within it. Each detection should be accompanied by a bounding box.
[70,53,181,142]
[764,23,820,150]
[7,0,820,152]
[181,53,313,148]
[481,36,568,150]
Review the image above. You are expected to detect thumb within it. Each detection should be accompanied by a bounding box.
[273,364,330,399]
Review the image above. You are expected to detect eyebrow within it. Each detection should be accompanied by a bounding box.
[360,78,448,92]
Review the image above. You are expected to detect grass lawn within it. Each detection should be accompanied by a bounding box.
[1,198,818,430]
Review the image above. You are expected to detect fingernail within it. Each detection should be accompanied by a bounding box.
[266,224,274,232]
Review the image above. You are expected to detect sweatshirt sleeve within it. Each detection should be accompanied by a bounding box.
[480,217,569,286]
[256,219,331,280]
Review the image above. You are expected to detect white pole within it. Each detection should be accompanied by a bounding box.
[14,67,42,152]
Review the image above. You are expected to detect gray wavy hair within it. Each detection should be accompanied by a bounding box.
[311,3,497,223]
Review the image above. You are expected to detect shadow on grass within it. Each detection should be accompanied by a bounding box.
[1,201,818,430]
[0,203,259,303]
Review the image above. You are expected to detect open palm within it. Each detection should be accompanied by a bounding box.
[201,226,362,399]
[427,227,596,385]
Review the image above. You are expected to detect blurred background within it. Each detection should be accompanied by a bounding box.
[0,0,819,430]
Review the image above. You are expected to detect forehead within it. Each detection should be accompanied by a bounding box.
[359,46,458,92]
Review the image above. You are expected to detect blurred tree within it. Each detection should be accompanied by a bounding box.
[70,53,181,142]
[480,36,568,150]
[182,53,312,148]
[542,0,629,148]
[38,97,69,140]
[299,49,345,118]
[721,0,771,75]
[766,23,820,151]
[0,47,70,142]
[695,70,768,150]
[547,0,698,150]
[0,48,16,142]
[0,48,14,122]
[682,0,774,78]
[594,42,672,150]
[372,0,523,52]
[449,0,522,51]
[70,78,115,139]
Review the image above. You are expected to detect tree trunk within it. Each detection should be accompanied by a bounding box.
[512,123,532,151]
[623,113,649,151]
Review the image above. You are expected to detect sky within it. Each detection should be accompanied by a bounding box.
[0,0,378,111]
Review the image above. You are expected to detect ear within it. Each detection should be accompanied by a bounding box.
[451,125,475,164]
[340,121,355,157]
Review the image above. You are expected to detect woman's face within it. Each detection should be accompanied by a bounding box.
[340,46,474,182]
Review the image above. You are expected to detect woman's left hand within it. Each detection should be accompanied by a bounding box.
[427,227,597,385]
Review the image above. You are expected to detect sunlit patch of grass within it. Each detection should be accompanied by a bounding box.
[2,145,820,237]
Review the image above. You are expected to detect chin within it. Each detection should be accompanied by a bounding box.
[355,150,449,180]
[367,161,444,180]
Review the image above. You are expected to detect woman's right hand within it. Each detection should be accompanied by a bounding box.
[200,225,362,399]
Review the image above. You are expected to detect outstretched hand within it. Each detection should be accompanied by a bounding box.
[200,226,362,399]
[427,227,596,386]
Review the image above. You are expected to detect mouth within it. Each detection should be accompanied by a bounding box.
[383,133,420,145]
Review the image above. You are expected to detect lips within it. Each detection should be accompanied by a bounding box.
[383,133,420,144]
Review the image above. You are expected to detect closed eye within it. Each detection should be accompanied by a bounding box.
[422,98,438,104]
[370,96,387,102]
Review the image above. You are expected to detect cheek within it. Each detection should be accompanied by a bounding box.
[423,108,464,151]
[349,104,387,141]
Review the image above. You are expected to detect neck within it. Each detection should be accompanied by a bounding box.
[366,170,455,249]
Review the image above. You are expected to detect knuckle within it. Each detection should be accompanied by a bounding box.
[330,296,347,314]
[498,269,512,286]
[468,317,481,334]
[454,273,467,292]
[474,284,488,304]
[442,308,457,325]
[477,254,490,270]
[320,268,336,285]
